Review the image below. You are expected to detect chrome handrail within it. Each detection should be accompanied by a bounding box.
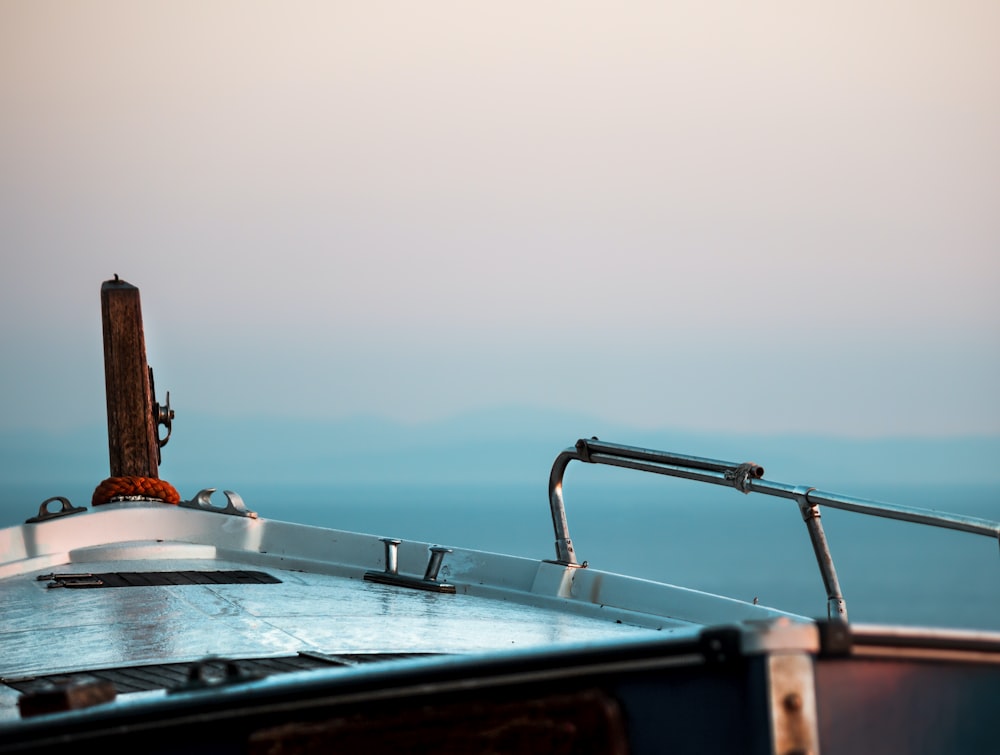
[548,438,1000,622]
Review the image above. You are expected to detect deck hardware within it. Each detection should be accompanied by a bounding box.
[45,575,105,589]
[3,655,435,700]
[766,653,819,755]
[547,437,1000,619]
[180,488,258,518]
[794,486,848,623]
[25,496,87,524]
[422,546,453,582]
[364,543,456,594]
[815,619,853,657]
[37,570,281,588]
[381,538,402,574]
[170,658,263,693]
[17,675,116,719]
[153,381,174,450]
[725,462,764,493]
[549,438,764,566]
[100,277,163,477]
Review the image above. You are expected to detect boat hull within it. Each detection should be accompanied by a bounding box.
[2,621,998,754]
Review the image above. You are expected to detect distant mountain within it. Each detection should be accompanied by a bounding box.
[1,406,999,493]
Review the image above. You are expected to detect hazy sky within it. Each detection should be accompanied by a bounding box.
[1,2,998,438]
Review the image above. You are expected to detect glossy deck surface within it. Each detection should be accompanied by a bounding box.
[0,499,800,723]
[2,553,657,681]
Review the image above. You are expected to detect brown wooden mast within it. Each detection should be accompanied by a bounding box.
[100,275,160,478]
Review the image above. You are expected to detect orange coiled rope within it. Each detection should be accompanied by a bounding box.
[92,476,181,506]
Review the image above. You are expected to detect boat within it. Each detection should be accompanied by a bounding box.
[1,277,998,754]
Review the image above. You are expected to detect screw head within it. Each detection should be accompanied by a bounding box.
[783,692,803,712]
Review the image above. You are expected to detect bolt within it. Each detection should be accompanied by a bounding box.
[783,692,803,712]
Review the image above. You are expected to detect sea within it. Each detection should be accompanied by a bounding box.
[2,477,998,632]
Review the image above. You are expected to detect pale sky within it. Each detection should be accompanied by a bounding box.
[1,1,998,437]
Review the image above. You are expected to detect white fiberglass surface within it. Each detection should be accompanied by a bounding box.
[0,557,664,680]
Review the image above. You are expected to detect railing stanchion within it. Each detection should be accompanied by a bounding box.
[794,487,848,622]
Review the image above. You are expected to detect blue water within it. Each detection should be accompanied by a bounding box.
[2,476,998,631]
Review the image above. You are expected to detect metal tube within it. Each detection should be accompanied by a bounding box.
[794,487,848,622]
[551,438,1000,543]
[547,449,579,565]
[749,480,1000,539]
[546,437,1000,616]
[380,538,401,575]
[423,546,452,582]
[579,438,764,478]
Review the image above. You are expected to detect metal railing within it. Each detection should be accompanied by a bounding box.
[548,438,1000,622]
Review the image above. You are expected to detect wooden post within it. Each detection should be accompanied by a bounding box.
[100,276,159,479]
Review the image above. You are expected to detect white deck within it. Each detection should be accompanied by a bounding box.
[0,499,796,722]
[2,554,659,680]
